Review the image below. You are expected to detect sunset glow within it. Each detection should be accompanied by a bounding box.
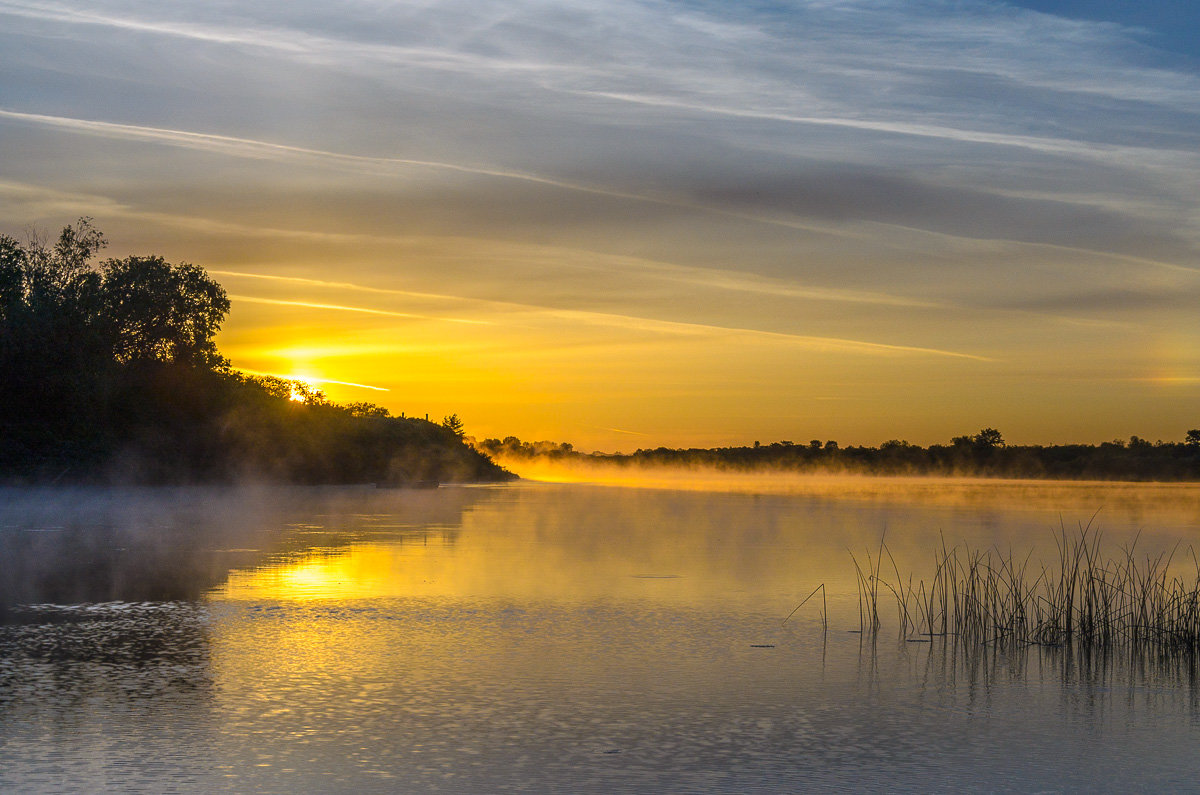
[3,0,1198,449]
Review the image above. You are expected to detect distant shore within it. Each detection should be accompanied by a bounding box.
[480,429,1200,483]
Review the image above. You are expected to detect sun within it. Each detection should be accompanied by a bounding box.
[287,373,322,402]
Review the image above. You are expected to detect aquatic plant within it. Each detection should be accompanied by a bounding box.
[853,522,1200,653]
[784,583,827,635]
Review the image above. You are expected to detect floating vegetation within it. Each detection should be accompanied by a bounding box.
[850,522,1200,653]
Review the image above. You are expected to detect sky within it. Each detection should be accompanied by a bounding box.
[1,0,1198,451]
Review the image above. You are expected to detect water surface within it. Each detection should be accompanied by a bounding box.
[2,480,1199,792]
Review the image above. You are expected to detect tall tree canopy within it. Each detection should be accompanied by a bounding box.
[0,218,229,369]
[0,219,230,468]
[101,256,229,366]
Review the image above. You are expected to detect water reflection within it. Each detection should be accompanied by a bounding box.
[0,485,493,792]
[1,480,1199,792]
[858,634,1200,721]
[0,485,487,613]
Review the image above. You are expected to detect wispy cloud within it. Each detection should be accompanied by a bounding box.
[0,108,882,239]
[603,427,650,436]
[228,295,489,325]
[212,261,939,311]
[0,0,600,76]
[225,280,989,361]
[2,0,1197,443]
[544,308,996,361]
[216,269,988,359]
[233,368,390,391]
[574,90,1200,165]
[0,108,609,190]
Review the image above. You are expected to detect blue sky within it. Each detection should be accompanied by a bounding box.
[1,0,1197,447]
[1007,1,1199,58]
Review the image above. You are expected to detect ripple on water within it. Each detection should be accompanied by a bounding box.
[0,601,219,793]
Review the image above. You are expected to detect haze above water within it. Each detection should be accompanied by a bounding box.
[3,477,1200,793]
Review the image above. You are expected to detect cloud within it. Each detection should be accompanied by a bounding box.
[228,295,490,325]
[989,285,1200,314]
[219,271,990,360]
[0,108,626,194]
[568,88,1200,163]
[235,368,390,392]
[5,0,1198,265]
[212,257,941,311]
[2,0,1198,443]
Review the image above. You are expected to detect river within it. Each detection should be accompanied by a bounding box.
[2,478,1199,792]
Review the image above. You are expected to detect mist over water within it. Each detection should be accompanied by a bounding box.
[2,478,1199,792]
[502,455,1200,506]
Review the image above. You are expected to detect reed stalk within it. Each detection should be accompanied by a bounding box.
[852,525,1200,654]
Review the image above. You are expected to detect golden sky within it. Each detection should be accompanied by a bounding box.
[2,1,1198,450]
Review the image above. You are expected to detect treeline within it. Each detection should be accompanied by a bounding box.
[480,428,1200,481]
[0,219,511,484]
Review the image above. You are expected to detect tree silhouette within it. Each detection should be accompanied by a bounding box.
[100,256,229,366]
[0,219,511,484]
[442,414,465,437]
[973,428,1005,449]
[0,219,113,463]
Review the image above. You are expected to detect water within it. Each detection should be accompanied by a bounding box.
[2,479,1200,793]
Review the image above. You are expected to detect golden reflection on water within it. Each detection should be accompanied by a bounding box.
[207,479,1200,616]
[208,488,855,608]
[211,534,748,606]
[215,541,461,601]
[502,463,1200,536]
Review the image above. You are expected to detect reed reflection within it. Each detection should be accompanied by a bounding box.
[895,637,1200,720]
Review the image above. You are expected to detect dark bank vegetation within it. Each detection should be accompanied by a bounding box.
[0,219,511,484]
[480,427,1200,481]
[847,526,1200,654]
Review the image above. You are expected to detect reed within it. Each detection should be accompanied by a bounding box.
[854,524,1200,652]
[784,583,827,635]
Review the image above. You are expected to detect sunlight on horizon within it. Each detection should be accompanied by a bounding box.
[5,0,1200,450]
[207,267,1200,450]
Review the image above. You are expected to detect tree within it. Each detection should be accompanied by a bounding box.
[100,255,229,366]
[0,235,28,312]
[37,218,107,286]
[0,218,107,337]
[0,219,111,459]
[0,219,509,484]
[1,220,231,470]
[10,217,107,296]
[1186,430,1200,448]
[346,402,390,418]
[973,428,1005,448]
[953,428,1004,450]
[442,413,465,437]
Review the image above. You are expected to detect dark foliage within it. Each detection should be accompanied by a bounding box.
[0,219,511,485]
[482,428,1200,481]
